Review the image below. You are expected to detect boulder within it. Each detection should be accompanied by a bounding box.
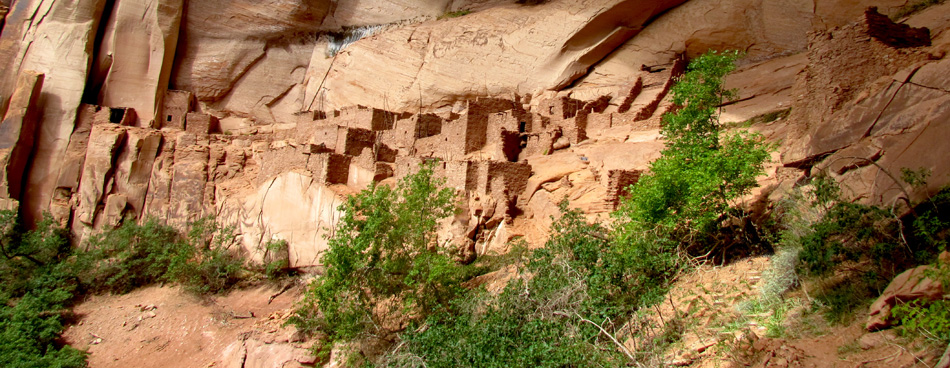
[866,257,948,331]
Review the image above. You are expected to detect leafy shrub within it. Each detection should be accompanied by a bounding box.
[290,163,462,346]
[0,211,87,368]
[893,299,950,342]
[85,216,245,294]
[386,204,647,367]
[263,239,291,280]
[438,10,471,19]
[83,219,187,293]
[0,211,250,367]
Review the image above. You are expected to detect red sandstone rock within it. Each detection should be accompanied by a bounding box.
[867,256,948,331]
[0,71,44,209]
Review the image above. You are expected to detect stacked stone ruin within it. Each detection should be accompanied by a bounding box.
[0,56,684,262]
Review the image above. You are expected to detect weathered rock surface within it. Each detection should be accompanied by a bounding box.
[0,0,947,278]
[73,124,127,239]
[313,0,687,112]
[93,0,183,127]
[0,71,44,210]
[0,0,108,224]
[779,7,950,207]
[577,0,909,90]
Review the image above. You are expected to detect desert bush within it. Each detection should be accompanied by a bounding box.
[263,239,291,280]
[85,216,245,294]
[437,10,471,19]
[0,211,87,368]
[385,204,644,368]
[290,163,462,348]
[0,211,249,367]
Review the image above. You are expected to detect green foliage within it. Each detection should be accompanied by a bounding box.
[798,202,902,277]
[727,108,791,128]
[0,211,251,367]
[290,163,462,344]
[0,211,87,368]
[437,10,471,19]
[614,50,771,255]
[85,216,245,294]
[911,186,950,252]
[893,294,950,343]
[386,204,653,367]
[263,239,291,280]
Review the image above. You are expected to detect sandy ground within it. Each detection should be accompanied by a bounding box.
[62,283,305,368]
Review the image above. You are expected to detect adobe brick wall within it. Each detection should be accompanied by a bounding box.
[185,112,218,135]
[308,152,351,185]
[374,162,394,182]
[161,90,194,130]
[538,96,583,120]
[444,160,474,191]
[336,127,375,156]
[326,106,396,131]
[305,124,339,151]
[556,113,588,144]
[354,147,376,171]
[394,156,424,180]
[258,146,309,184]
[605,169,641,210]
[499,129,521,162]
[389,113,443,149]
[522,129,559,158]
[376,143,398,163]
[475,161,531,200]
[460,114,487,154]
[586,112,613,135]
[462,98,517,153]
[617,77,644,114]
[100,107,137,126]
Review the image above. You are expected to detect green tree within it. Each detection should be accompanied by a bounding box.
[614,50,771,254]
[291,163,461,346]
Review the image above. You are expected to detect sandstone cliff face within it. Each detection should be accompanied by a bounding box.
[1,0,949,270]
[312,0,688,112]
[93,0,183,128]
[0,0,108,224]
[781,6,950,208]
